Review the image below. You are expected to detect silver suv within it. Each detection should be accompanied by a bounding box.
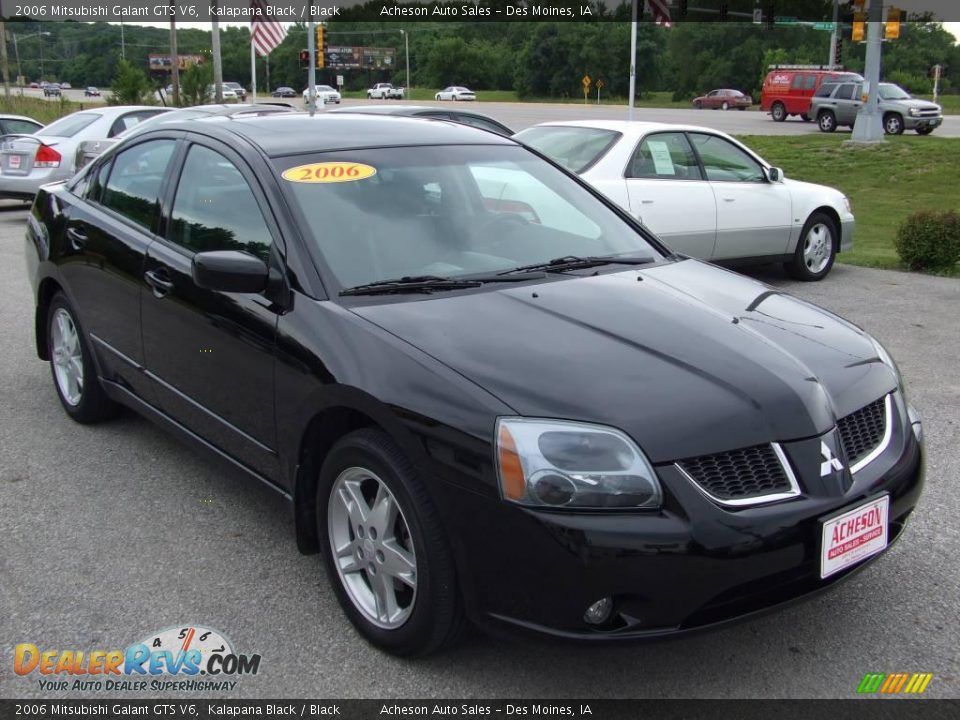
[811,81,942,135]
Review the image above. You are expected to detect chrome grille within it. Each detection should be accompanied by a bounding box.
[678,444,794,503]
[837,396,887,467]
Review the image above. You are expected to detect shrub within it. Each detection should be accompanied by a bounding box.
[109,59,154,106]
[894,210,960,272]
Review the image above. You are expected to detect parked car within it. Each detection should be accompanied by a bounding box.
[272,86,297,98]
[84,87,101,97]
[205,85,239,103]
[367,83,405,100]
[329,104,513,136]
[0,114,43,135]
[515,120,854,280]
[61,82,72,90]
[761,66,864,122]
[25,113,924,657]
[0,106,170,200]
[43,84,62,98]
[302,85,341,104]
[73,104,295,170]
[435,86,476,101]
[225,82,247,101]
[811,81,943,136]
[28,82,39,89]
[692,89,752,111]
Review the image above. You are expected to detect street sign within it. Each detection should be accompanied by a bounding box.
[775,16,798,25]
[813,22,837,31]
[582,74,591,89]
[596,79,605,89]
[336,75,344,87]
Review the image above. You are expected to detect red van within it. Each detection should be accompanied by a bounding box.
[761,66,864,122]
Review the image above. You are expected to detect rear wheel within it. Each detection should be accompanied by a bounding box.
[317,428,463,657]
[721,101,730,111]
[916,126,935,136]
[694,100,702,109]
[771,102,787,122]
[817,110,837,133]
[46,293,119,423]
[786,212,838,281]
[883,113,905,135]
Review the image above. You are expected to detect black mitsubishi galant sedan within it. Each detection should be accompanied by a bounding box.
[26,114,924,656]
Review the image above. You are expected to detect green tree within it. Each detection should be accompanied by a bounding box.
[109,59,154,106]
[179,62,213,107]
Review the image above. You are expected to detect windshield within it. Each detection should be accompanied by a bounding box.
[40,112,100,138]
[276,145,661,291]
[879,84,911,100]
[514,126,621,174]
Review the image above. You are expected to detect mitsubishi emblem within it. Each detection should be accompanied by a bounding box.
[820,441,845,477]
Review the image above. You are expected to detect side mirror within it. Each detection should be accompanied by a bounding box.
[766,166,785,183]
[192,251,268,294]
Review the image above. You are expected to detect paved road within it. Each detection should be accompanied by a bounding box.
[16,87,960,137]
[1,204,958,699]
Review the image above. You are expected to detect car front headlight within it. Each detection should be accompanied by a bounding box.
[909,107,920,117]
[495,418,662,509]
[842,196,853,215]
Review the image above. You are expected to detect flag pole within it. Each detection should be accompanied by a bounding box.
[628,0,638,121]
[250,33,257,103]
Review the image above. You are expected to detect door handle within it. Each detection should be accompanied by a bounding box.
[66,227,88,251]
[144,268,174,298]
[641,199,654,204]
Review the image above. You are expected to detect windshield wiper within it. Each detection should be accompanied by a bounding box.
[499,254,656,275]
[339,271,548,297]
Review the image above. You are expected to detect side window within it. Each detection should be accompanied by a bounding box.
[168,145,273,262]
[804,75,818,90]
[690,134,765,183]
[108,111,163,138]
[99,140,176,230]
[835,84,855,101]
[791,75,805,90]
[627,132,702,181]
[4,119,41,134]
[815,83,836,98]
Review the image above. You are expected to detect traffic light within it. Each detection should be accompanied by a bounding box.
[299,49,309,70]
[316,24,328,69]
[719,3,728,22]
[885,7,901,40]
[678,0,688,19]
[852,12,866,42]
[834,36,843,66]
[763,1,776,31]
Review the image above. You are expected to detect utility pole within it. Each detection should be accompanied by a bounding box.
[828,0,840,67]
[307,14,317,115]
[169,3,180,106]
[1,23,10,97]
[851,0,884,143]
[627,0,638,121]
[211,1,223,103]
[38,24,44,80]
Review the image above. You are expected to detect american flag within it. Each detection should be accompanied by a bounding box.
[646,0,673,28]
[250,0,288,56]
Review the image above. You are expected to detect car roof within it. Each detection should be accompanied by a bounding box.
[526,119,731,139]
[330,105,484,116]
[163,113,515,157]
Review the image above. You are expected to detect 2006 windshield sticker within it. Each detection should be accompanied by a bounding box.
[282,162,377,184]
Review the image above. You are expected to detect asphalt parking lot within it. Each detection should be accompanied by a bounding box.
[1,201,958,699]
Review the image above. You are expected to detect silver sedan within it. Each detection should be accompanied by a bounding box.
[0,106,170,200]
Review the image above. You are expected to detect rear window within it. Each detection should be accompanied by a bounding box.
[514,126,621,174]
[40,113,99,138]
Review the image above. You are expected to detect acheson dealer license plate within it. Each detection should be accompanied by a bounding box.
[820,495,890,579]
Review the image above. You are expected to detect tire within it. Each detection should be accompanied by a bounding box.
[817,110,837,133]
[785,212,838,281]
[46,293,119,423]
[771,102,787,122]
[883,113,905,135]
[800,113,811,122]
[694,100,702,109]
[317,428,464,657]
[738,106,746,111]
[435,94,441,101]
[916,126,934,136]
[721,101,730,111]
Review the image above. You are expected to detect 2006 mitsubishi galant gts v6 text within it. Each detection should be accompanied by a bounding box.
[26,114,924,657]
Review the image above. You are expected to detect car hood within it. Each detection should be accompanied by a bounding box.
[888,98,941,111]
[783,177,845,201]
[351,260,895,463]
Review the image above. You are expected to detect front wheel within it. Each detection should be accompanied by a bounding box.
[435,94,441,101]
[916,126,935,136]
[884,113,905,135]
[317,428,463,657]
[46,293,119,423]
[800,113,811,122]
[786,212,838,281]
[721,101,730,111]
[694,100,702,109]
[771,102,787,122]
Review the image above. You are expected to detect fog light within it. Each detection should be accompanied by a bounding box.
[583,597,613,625]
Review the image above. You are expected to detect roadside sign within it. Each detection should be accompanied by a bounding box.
[336,74,344,87]
[775,16,798,25]
[753,8,762,24]
[581,74,591,89]
[813,22,837,31]
[596,79,605,89]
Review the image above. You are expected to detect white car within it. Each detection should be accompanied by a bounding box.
[367,83,405,99]
[205,85,238,103]
[303,85,342,105]
[435,86,476,101]
[515,120,854,280]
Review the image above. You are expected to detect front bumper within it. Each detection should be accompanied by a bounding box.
[840,217,855,253]
[441,393,923,642]
[904,115,942,130]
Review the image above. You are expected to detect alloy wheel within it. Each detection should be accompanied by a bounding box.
[803,223,832,274]
[328,466,417,629]
[51,308,83,406]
